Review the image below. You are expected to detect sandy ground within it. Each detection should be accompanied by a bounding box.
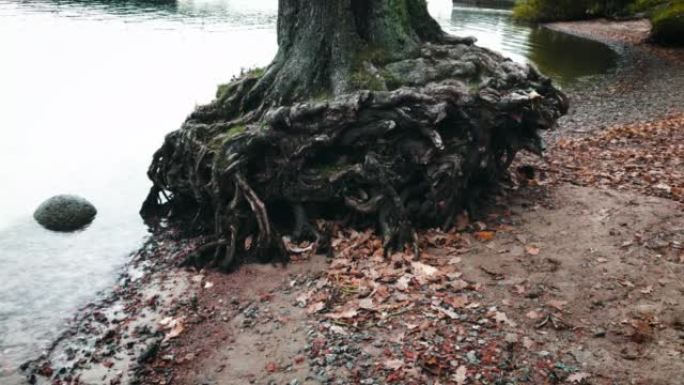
[21,18,684,385]
[132,184,682,385]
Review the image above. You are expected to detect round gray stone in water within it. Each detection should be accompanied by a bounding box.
[33,195,97,232]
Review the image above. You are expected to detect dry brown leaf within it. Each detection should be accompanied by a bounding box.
[359,298,375,311]
[296,292,310,306]
[165,322,185,341]
[567,371,591,383]
[329,325,349,335]
[411,261,438,277]
[384,359,404,370]
[474,231,495,242]
[453,365,468,385]
[448,256,462,265]
[432,305,458,319]
[522,336,535,349]
[325,308,358,320]
[525,244,541,256]
[640,285,653,294]
[445,295,469,309]
[495,311,517,327]
[546,299,568,311]
[514,284,526,294]
[526,310,543,320]
[450,279,469,291]
[395,275,411,291]
[306,301,325,314]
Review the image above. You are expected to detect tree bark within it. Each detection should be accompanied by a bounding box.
[235,0,450,111]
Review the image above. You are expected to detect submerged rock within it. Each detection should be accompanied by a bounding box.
[34,195,97,231]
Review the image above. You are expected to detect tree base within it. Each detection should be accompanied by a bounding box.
[142,42,568,270]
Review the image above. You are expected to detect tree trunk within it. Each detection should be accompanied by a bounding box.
[141,0,568,270]
[260,0,442,101]
[219,0,462,115]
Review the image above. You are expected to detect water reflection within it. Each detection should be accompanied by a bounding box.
[527,26,618,84]
[441,0,618,84]
[447,4,531,63]
[5,0,278,28]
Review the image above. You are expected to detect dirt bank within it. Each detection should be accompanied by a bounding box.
[132,184,682,385]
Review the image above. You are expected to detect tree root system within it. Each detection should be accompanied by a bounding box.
[141,42,568,270]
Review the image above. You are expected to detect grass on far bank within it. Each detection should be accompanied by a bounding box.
[513,0,683,45]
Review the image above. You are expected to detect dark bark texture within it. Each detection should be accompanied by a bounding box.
[141,0,568,270]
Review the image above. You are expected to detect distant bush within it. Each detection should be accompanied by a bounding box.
[513,0,635,21]
[650,1,684,45]
[513,0,683,45]
[629,0,670,13]
[513,0,592,22]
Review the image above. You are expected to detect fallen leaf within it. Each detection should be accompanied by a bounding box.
[395,275,411,291]
[306,301,325,314]
[522,336,535,349]
[494,311,517,327]
[526,310,543,320]
[384,359,404,370]
[325,308,358,320]
[453,365,468,385]
[432,305,458,319]
[525,244,541,256]
[474,231,495,242]
[546,300,568,311]
[411,261,438,278]
[165,322,185,341]
[449,279,469,291]
[653,183,671,193]
[158,317,175,327]
[265,361,278,373]
[359,298,375,311]
[514,284,526,294]
[296,292,310,306]
[640,285,653,294]
[445,295,469,309]
[448,256,462,265]
[567,371,591,383]
[329,325,349,335]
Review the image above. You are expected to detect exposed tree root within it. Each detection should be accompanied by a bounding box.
[141,42,567,270]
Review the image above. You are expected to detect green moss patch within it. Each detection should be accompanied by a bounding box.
[650,1,684,45]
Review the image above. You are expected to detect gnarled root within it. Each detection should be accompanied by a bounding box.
[141,42,567,270]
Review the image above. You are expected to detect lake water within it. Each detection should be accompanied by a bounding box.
[0,0,617,381]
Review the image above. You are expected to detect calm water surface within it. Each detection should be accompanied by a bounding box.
[0,0,617,380]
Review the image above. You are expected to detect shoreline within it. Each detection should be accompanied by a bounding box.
[544,18,684,141]
[19,18,684,385]
[20,230,206,385]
